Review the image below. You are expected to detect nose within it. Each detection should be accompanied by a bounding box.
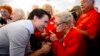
[81,2,83,6]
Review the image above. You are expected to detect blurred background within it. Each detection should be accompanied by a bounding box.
[0,0,100,15]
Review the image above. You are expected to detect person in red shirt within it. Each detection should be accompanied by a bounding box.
[49,11,86,56]
[75,0,100,56]
[76,0,99,39]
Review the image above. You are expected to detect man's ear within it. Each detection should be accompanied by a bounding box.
[33,15,38,21]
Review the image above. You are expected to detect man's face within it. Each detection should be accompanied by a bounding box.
[81,0,91,12]
[0,9,11,19]
[36,15,49,32]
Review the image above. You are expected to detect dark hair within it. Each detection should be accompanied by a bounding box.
[71,11,77,21]
[28,9,51,20]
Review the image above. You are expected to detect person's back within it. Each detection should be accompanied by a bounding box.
[0,25,9,55]
[0,20,31,56]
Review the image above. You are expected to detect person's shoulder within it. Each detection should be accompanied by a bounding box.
[70,27,82,36]
[91,8,99,15]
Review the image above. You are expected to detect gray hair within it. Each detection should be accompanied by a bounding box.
[55,11,74,26]
[87,0,95,5]
[13,8,25,19]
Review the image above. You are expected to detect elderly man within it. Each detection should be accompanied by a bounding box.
[0,9,51,56]
[49,11,86,56]
[76,0,100,56]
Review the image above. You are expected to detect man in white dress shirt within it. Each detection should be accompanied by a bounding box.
[0,9,51,56]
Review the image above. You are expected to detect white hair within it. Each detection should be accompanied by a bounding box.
[87,0,95,5]
[13,8,25,19]
[55,11,74,26]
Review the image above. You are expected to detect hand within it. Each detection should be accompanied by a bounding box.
[28,42,51,56]
[40,42,51,54]
[49,31,58,42]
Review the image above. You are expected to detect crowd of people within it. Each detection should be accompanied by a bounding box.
[0,0,100,56]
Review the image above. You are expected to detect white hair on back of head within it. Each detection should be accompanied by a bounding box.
[55,10,74,26]
[13,8,25,19]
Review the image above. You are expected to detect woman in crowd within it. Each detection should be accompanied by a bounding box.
[0,4,12,27]
[11,8,26,22]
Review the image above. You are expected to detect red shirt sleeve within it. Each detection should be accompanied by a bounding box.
[86,13,100,37]
[45,17,56,36]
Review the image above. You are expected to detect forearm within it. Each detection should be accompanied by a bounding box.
[76,28,95,40]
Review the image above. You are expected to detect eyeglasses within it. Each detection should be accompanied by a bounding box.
[55,22,67,27]
[0,10,8,14]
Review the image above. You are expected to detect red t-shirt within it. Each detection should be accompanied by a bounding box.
[52,27,86,56]
[76,8,100,38]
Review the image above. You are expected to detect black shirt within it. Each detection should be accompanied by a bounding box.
[0,17,12,25]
